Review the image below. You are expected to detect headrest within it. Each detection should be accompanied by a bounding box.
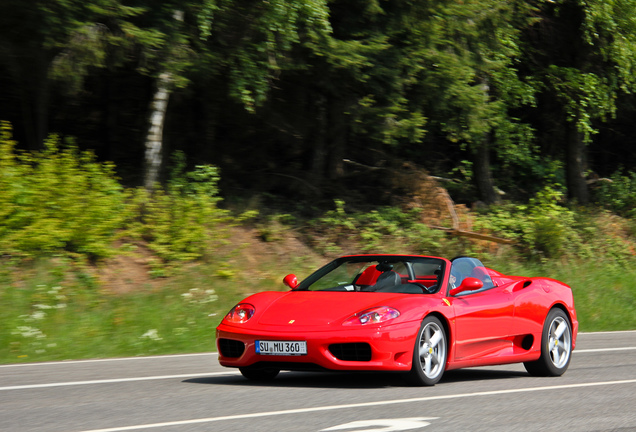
[376,262,394,272]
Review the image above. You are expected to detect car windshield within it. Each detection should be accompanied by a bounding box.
[298,256,445,294]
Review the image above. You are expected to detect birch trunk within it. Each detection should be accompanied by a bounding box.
[144,72,172,190]
[143,10,183,191]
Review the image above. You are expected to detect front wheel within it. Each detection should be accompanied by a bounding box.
[524,308,572,377]
[405,316,447,386]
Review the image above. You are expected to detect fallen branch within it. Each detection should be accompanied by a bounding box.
[430,226,515,244]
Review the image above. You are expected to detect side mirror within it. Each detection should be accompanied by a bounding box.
[283,274,299,290]
[449,277,483,296]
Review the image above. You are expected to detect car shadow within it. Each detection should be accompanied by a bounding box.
[440,368,529,383]
[185,371,400,389]
[184,368,528,389]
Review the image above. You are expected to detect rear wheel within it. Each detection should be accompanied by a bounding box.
[405,316,447,386]
[524,308,572,377]
[239,366,280,381]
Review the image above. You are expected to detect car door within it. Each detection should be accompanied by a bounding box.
[447,257,514,361]
[451,286,514,360]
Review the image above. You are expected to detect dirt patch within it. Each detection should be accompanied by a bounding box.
[96,226,323,294]
[96,241,164,294]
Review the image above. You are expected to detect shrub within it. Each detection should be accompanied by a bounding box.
[310,200,444,255]
[477,186,635,262]
[475,187,583,259]
[0,125,235,264]
[125,154,230,263]
[0,122,128,260]
[593,170,636,218]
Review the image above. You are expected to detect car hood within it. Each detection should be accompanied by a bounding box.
[254,291,413,327]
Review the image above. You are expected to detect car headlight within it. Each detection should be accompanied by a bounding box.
[343,306,400,326]
[224,303,255,323]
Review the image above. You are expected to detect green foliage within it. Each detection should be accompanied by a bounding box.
[544,65,615,141]
[477,185,635,263]
[310,200,444,255]
[0,122,128,260]
[126,154,229,263]
[256,213,296,243]
[476,187,579,259]
[199,0,332,110]
[593,170,636,218]
[0,125,234,265]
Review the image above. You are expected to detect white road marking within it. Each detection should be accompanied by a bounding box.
[575,347,636,353]
[0,371,239,391]
[0,352,217,368]
[320,417,438,431]
[73,378,636,432]
[1,347,633,391]
[578,330,636,335]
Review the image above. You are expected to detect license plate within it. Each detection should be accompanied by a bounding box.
[255,340,307,356]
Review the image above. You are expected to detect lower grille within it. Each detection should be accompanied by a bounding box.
[328,343,372,361]
[218,338,245,358]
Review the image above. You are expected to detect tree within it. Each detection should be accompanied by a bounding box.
[522,0,636,204]
[385,0,537,204]
[139,0,333,189]
[0,0,144,150]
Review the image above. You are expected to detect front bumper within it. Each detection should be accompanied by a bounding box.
[216,321,420,372]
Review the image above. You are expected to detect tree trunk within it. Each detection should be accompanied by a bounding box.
[565,120,589,205]
[144,72,172,190]
[471,77,499,205]
[473,133,500,205]
[143,10,183,191]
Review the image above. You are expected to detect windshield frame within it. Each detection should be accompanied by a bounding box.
[296,255,448,293]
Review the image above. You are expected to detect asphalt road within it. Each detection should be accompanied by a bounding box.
[1,331,635,432]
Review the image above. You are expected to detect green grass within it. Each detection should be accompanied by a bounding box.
[0,258,283,363]
[1,254,635,364]
[485,258,636,332]
[546,263,636,332]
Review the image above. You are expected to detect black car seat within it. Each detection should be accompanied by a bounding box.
[372,271,401,291]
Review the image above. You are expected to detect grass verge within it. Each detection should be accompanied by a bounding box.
[1,254,635,364]
[0,258,285,363]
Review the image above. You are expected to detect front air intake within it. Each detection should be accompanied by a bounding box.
[218,338,245,358]
[328,343,372,361]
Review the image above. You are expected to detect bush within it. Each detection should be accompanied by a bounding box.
[0,124,233,265]
[477,186,635,262]
[593,170,636,218]
[476,187,583,259]
[310,200,444,255]
[125,153,230,263]
[0,122,128,260]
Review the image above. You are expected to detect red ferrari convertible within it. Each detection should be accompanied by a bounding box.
[216,255,578,385]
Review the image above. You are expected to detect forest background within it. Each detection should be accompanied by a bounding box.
[1,0,636,363]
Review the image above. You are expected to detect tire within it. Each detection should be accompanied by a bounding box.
[405,316,447,386]
[524,308,572,377]
[239,366,280,381]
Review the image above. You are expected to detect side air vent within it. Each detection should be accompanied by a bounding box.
[521,335,534,350]
[218,338,245,358]
[329,343,372,361]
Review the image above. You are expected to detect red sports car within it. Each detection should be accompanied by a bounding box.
[216,255,578,385]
